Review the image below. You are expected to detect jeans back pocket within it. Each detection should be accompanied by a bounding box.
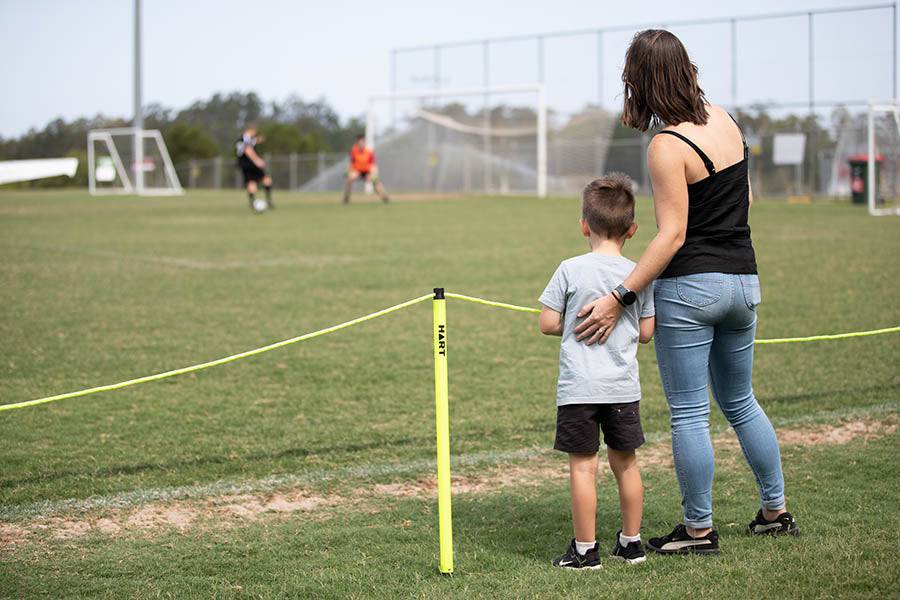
[739,274,762,309]
[675,273,725,307]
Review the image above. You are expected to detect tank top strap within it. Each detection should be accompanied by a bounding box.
[656,130,716,176]
[728,113,750,160]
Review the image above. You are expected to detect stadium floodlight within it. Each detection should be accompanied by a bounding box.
[87,127,183,196]
[366,84,547,198]
[867,101,900,216]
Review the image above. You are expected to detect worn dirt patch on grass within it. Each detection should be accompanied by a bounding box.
[0,490,340,546]
[777,419,896,445]
[2,418,894,546]
[375,462,569,499]
[0,524,28,545]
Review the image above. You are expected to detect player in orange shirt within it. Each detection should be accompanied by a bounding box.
[342,134,389,204]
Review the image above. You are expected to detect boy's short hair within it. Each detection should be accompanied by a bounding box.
[582,173,635,238]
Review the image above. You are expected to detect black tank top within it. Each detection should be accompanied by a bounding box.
[656,118,758,279]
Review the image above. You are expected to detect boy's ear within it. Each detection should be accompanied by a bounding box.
[624,222,638,240]
[580,218,591,237]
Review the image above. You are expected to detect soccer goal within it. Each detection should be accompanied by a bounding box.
[87,128,183,196]
[365,84,547,197]
[866,102,900,216]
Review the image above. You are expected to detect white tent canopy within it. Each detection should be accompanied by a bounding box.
[0,158,78,185]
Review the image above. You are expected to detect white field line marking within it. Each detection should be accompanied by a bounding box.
[0,448,546,522]
[5,243,358,270]
[2,401,896,523]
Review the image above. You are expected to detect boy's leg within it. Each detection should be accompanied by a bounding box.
[569,452,599,544]
[607,448,642,537]
[554,405,603,565]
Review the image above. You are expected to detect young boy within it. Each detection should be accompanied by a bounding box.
[539,173,655,569]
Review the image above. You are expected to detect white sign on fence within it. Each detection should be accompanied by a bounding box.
[773,133,806,165]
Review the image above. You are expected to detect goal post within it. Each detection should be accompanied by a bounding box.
[87,127,183,196]
[867,101,900,216]
[366,84,547,197]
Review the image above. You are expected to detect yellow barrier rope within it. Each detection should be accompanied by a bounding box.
[444,292,541,314]
[754,326,900,344]
[2,290,897,413]
[0,294,432,413]
[446,292,900,345]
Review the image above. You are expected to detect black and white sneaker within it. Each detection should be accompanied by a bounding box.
[610,531,646,564]
[552,539,602,570]
[748,510,800,536]
[647,524,720,555]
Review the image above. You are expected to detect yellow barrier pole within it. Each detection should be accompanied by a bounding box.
[432,287,454,575]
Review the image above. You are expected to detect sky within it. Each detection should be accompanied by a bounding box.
[0,0,897,138]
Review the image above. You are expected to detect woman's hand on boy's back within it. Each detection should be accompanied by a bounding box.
[575,294,622,345]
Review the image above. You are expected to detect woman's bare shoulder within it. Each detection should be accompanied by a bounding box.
[648,127,692,152]
[647,133,678,160]
[647,133,688,170]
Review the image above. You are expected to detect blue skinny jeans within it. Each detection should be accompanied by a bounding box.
[653,273,786,529]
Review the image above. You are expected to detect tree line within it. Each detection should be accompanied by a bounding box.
[2,93,860,194]
[0,92,365,187]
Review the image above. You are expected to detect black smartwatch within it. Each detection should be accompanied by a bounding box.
[613,284,638,307]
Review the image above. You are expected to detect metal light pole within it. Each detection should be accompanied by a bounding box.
[807,11,815,198]
[731,19,738,109]
[133,0,144,193]
[596,30,604,107]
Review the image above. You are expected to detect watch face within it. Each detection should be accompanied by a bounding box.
[616,284,638,306]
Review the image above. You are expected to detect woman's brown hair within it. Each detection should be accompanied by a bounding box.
[621,29,708,131]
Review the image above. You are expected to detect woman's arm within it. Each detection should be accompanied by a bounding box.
[620,137,690,292]
[574,136,690,344]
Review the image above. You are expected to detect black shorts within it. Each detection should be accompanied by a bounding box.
[353,169,371,179]
[554,402,644,453]
[238,158,266,184]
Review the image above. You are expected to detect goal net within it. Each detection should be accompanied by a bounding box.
[88,128,183,196]
[365,84,548,197]
[300,85,616,197]
[866,102,900,216]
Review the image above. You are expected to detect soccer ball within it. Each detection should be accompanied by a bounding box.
[252,198,268,213]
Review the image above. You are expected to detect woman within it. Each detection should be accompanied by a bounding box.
[575,30,799,554]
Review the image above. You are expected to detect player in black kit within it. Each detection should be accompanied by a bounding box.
[236,124,274,213]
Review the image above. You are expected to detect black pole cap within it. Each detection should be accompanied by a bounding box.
[433,287,445,300]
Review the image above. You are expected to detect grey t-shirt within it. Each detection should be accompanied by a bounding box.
[539,253,654,406]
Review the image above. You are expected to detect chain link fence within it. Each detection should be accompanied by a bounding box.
[384,3,898,201]
[175,104,898,204]
[176,153,345,191]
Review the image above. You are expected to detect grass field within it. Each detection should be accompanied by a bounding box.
[0,189,898,599]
